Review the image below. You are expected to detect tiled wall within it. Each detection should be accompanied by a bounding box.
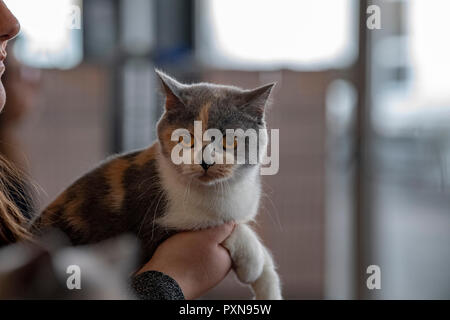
[16,64,110,209]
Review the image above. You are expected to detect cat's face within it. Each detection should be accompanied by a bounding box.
[156,71,274,185]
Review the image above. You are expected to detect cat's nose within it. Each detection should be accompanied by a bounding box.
[201,160,214,171]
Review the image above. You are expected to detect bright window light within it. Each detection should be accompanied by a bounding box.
[4,0,83,69]
[409,0,450,104]
[197,0,357,70]
[373,0,450,132]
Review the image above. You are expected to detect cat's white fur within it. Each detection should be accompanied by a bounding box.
[155,145,282,300]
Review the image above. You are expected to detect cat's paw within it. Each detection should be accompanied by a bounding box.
[253,283,283,300]
[222,224,265,284]
[250,252,283,300]
[234,249,264,284]
[254,290,282,300]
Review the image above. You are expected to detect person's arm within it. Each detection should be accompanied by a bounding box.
[131,270,185,300]
[131,223,235,300]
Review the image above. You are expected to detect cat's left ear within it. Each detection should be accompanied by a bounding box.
[241,83,276,117]
[155,69,185,110]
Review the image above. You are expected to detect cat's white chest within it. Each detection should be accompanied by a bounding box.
[157,164,261,230]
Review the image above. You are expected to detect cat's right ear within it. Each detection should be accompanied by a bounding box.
[155,69,185,110]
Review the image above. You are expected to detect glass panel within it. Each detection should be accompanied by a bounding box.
[370,0,450,299]
[197,0,357,70]
[122,59,157,151]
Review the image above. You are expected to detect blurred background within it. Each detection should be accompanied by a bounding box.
[1,0,449,299]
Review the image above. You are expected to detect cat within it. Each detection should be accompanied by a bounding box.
[32,70,282,300]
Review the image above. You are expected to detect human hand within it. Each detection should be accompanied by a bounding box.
[136,222,235,299]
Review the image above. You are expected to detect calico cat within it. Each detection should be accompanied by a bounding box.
[32,70,282,300]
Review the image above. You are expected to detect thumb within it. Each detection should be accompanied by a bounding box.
[202,222,236,244]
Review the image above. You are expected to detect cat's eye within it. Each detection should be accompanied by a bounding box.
[223,136,238,150]
[179,134,195,148]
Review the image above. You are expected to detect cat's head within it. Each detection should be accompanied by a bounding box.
[156,70,274,185]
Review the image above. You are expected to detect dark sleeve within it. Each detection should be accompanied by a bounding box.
[130,271,185,300]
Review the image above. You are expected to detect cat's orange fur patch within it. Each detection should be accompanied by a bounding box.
[104,158,129,210]
[47,193,67,211]
[40,193,67,226]
[159,124,190,158]
[199,101,211,128]
[64,195,88,231]
[133,143,159,166]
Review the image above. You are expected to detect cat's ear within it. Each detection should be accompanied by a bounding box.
[155,69,185,110]
[241,83,276,117]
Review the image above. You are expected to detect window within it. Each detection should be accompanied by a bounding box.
[196,0,357,70]
[5,0,83,69]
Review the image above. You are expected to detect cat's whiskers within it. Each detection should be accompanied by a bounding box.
[212,180,223,209]
[259,182,284,233]
[151,190,167,239]
[227,167,283,232]
[182,177,193,214]
[137,192,156,238]
[137,176,162,201]
[137,188,165,239]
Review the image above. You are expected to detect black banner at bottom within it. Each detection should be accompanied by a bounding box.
[2,300,446,319]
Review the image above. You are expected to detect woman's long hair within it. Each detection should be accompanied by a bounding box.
[0,154,34,244]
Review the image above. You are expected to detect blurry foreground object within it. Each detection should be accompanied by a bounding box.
[0,232,138,299]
